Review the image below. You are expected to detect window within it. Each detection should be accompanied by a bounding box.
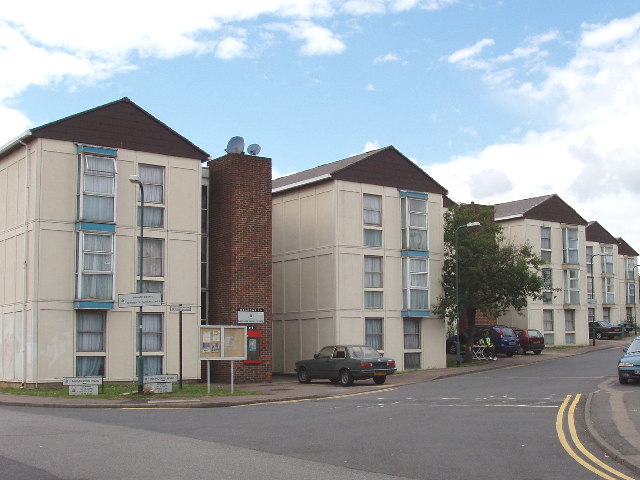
[541,250,551,264]
[602,277,615,304]
[603,307,610,323]
[588,308,595,323]
[542,269,552,289]
[77,232,114,300]
[138,238,164,277]
[543,309,554,331]
[627,283,636,305]
[625,258,637,280]
[563,269,580,304]
[403,318,420,349]
[600,246,614,274]
[404,352,421,369]
[402,257,429,310]
[363,194,382,225]
[401,196,427,250]
[627,307,634,322]
[364,256,383,308]
[76,311,106,377]
[586,246,594,274]
[80,154,116,223]
[541,227,551,249]
[587,277,594,304]
[562,227,579,264]
[365,318,383,350]
[137,280,164,300]
[565,333,576,345]
[364,229,382,247]
[545,334,555,346]
[564,310,575,331]
[543,292,553,304]
[141,313,163,376]
[137,165,165,227]
[201,185,208,233]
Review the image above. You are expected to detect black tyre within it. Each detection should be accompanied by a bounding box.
[619,376,629,385]
[534,350,542,355]
[339,369,354,387]
[297,368,311,384]
[373,376,387,385]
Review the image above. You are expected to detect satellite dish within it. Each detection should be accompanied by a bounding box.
[247,144,261,156]
[226,136,245,154]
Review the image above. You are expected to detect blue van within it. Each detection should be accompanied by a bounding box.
[474,325,520,357]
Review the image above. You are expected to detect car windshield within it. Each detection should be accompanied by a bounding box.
[349,346,382,359]
[599,321,613,327]
[627,339,640,353]
[528,330,543,338]
[501,327,515,337]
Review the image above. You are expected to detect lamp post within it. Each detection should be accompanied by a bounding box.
[589,253,601,347]
[455,221,481,367]
[632,264,639,336]
[129,174,145,394]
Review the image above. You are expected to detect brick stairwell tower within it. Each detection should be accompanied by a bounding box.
[207,152,272,383]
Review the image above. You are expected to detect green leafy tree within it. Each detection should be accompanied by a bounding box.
[433,204,545,362]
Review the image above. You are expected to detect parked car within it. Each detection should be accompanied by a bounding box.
[446,325,520,357]
[513,328,545,355]
[589,321,623,340]
[618,336,640,384]
[295,345,396,386]
[618,321,636,333]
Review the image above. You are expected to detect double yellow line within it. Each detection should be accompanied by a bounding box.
[556,394,634,480]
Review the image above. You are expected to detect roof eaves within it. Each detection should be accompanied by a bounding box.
[272,174,332,193]
[0,130,33,158]
[495,214,524,221]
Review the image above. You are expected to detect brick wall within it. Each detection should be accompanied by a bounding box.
[206,153,273,383]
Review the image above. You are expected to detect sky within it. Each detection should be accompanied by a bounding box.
[2,1,640,251]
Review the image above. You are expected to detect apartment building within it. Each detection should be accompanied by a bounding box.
[492,194,590,346]
[585,221,620,327]
[616,237,639,327]
[271,146,451,373]
[0,98,207,385]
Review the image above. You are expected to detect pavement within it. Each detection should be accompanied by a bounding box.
[1,337,638,474]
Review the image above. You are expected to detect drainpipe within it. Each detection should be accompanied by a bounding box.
[19,141,29,387]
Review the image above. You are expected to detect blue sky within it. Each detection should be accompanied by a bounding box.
[2,1,640,250]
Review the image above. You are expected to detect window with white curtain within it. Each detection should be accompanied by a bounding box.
[403,318,420,349]
[602,277,615,304]
[600,246,614,274]
[142,313,163,351]
[137,165,164,227]
[143,356,163,375]
[402,257,429,310]
[138,238,164,277]
[543,309,554,331]
[564,309,575,331]
[401,196,428,250]
[563,269,580,304]
[625,258,637,280]
[363,229,382,247]
[77,232,114,300]
[80,154,116,222]
[540,226,551,249]
[562,227,579,264]
[365,318,383,350]
[627,283,636,305]
[363,194,382,225]
[76,311,106,377]
[364,256,383,309]
[586,246,594,274]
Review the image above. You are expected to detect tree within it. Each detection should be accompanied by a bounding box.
[433,204,545,362]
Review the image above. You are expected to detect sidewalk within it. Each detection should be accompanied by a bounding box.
[1,337,637,473]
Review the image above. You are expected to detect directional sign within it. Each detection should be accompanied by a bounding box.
[145,382,173,394]
[63,376,103,386]
[143,374,178,383]
[118,293,162,307]
[69,385,99,395]
[170,305,192,312]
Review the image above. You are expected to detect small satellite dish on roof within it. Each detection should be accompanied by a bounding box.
[226,136,245,154]
[247,144,261,156]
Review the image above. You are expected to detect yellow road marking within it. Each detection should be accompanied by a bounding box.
[231,387,397,407]
[556,394,633,480]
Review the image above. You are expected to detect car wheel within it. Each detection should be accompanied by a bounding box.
[595,332,603,340]
[373,376,386,385]
[339,369,354,387]
[297,368,311,384]
[534,350,542,355]
[619,376,629,385]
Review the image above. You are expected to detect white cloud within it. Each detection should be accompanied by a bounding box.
[277,20,346,55]
[374,52,400,63]
[366,83,377,91]
[429,13,640,249]
[215,37,249,59]
[446,38,494,67]
[363,140,380,152]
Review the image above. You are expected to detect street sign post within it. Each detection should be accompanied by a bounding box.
[118,293,162,308]
[170,305,192,388]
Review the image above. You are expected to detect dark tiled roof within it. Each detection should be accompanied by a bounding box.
[586,221,618,245]
[493,194,587,225]
[617,237,639,257]
[13,98,209,160]
[273,146,448,195]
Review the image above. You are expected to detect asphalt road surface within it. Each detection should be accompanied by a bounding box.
[0,348,637,480]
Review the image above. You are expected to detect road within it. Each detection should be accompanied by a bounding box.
[0,348,637,480]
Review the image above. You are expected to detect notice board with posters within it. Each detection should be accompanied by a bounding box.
[200,326,246,360]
